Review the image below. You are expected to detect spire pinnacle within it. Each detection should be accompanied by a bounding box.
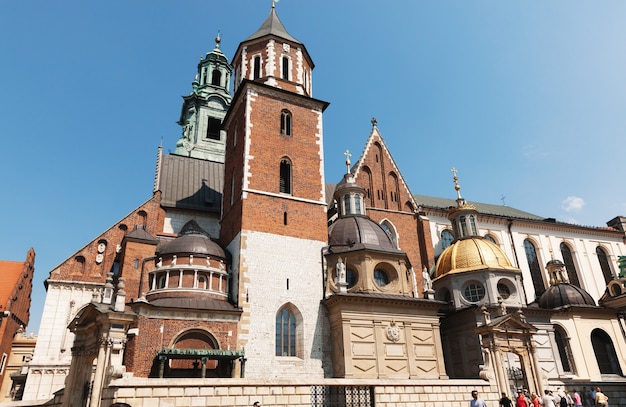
[451,167,463,201]
[371,117,377,128]
[344,150,352,174]
[272,0,279,9]
[215,29,221,49]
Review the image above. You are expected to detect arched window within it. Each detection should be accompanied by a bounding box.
[211,69,221,86]
[441,230,454,249]
[560,243,581,287]
[282,56,290,80]
[596,247,614,284]
[279,158,292,194]
[280,110,292,136]
[253,56,261,79]
[591,329,623,375]
[343,194,351,214]
[524,240,545,298]
[485,235,497,243]
[380,220,398,247]
[74,256,86,274]
[554,325,574,374]
[276,306,298,357]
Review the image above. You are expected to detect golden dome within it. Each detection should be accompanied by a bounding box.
[435,237,519,278]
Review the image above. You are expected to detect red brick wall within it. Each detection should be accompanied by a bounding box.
[0,248,35,388]
[221,85,327,245]
[118,239,158,302]
[49,194,165,285]
[354,135,436,291]
[124,315,238,377]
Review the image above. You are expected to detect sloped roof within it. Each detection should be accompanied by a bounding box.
[244,6,300,44]
[157,154,223,213]
[0,260,25,308]
[413,194,544,220]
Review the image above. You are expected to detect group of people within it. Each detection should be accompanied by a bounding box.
[471,386,609,407]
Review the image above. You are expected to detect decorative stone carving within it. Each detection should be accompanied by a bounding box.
[386,321,401,343]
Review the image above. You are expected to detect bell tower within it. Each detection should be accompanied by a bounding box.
[174,34,232,162]
[220,5,330,378]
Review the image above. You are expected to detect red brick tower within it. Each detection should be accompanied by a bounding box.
[220,5,331,378]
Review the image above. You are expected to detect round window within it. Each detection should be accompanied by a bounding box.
[374,268,390,287]
[497,282,511,299]
[463,282,485,302]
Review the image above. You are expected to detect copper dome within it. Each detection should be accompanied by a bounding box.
[538,283,596,309]
[157,220,226,259]
[328,216,401,254]
[435,236,518,278]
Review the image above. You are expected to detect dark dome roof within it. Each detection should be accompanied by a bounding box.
[158,220,226,259]
[538,283,596,309]
[328,216,401,254]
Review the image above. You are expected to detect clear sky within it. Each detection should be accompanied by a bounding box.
[1,1,625,334]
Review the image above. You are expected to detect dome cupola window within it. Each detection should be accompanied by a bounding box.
[463,282,485,303]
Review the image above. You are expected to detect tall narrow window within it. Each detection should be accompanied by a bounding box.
[554,326,574,373]
[560,243,580,287]
[596,247,613,284]
[279,158,292,194]
[343,195,351,215]
[524,240,545,298]
[253,56,261,79]
[211,69,221,86]
[591,329,623,375]
[207,118,221,140]
[282,56,289,80]
[276,307,296,356]
[280,110,292,136]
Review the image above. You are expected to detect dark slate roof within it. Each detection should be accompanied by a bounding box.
[328,216,403,255]
[125,225,159,242]
[245,7,300,44]
[538,283,596,309]
[157,220,226,259]
[158,154,223,213]
[413,194,544,220]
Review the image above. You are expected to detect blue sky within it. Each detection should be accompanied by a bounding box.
[1,1,625,333]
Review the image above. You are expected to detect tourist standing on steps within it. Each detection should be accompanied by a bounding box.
[500,392,513,407]
[541,389,556,407]
[471,390,488,407]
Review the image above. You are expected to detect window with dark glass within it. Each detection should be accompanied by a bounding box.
[253,56,261,79]
[280,110,292,136]
[596,247,613,284]
[463,282,485,302]
[554,326,573,373]
[524,239,545,297]
[560,243,581,287]
[275,307,296,356]
[591,329,623,375]
[211,69,221,86]
[279,159,291,194]
[206,117,221,140]
[282,56,289,80]
[374,268,390,287]
[441,230,454,249]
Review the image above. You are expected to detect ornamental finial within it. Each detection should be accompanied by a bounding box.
[451,167,462,200]
[344,150,352,174]
[371,117,377,128]
[215,29,221,48]
[272,0,279,9]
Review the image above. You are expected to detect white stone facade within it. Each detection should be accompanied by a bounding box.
[22,282,101,401]
[228,230,331,379]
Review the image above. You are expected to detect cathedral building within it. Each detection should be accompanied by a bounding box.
[11,6,626,407]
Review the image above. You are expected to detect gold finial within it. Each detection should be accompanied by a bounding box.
[371,117,377,128]
[344,150,352,174]
[215,29,221,48]
[451,167,462,200]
